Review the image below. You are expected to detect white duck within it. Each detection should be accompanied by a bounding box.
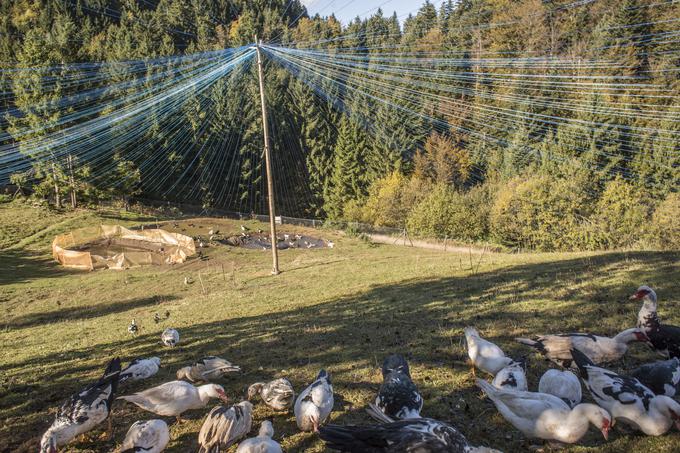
[118,419,169,453]
[40,358,121,453]
[118,381,228,422]
[492,361,528,391]
[538,369,582,408]
[295,369,334,432]
[572,348,680,436]
[236,421,283,453]
[120,357,161,383]
[476,379,611,443]
[176,356,241,383]
[248,378,296,411]
[198,401,253,453]
[464,327,513,376]
[515,328,647,368]
[161,328,179,347]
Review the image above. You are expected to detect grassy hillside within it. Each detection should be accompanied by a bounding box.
[1,201,679,452]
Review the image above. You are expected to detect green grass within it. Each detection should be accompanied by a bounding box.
[1,200,679,452]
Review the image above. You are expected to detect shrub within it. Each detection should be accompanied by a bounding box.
[647,192,680,250]
[406,184,489,241]
[591,177,652,249]
[489,173,593,251]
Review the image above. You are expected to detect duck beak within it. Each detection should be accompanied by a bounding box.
[601,419,611,440]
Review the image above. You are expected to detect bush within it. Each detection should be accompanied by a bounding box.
[590,177,652,249]
[489,173,593,251]
[346,172,431,228]
[406,184,489,241]
[647,192,680,250]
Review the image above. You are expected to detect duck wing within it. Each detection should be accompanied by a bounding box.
[648,324,680,358]
[198,405,251,452]
[571,348,654,409]
[477,379,568,417]
[493,362,528,391]
[631,358,680,396]
[121,419,169,452]
[199,356,241,377]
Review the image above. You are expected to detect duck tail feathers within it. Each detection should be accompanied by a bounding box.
[476,378,498,396]
[570,348,594,378]
[318,425,369,452]
[366,402,395,424]
[515,338,538,348]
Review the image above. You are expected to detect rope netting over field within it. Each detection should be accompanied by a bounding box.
[0,0,678,219]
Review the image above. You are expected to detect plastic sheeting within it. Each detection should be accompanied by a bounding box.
[52,225,196,270]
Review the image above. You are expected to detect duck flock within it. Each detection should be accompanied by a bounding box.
[39,285,680,452]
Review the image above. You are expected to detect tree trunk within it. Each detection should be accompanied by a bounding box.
[52,162,60,208]
[68,154,77,209]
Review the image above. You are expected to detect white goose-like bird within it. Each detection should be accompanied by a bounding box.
[476,379,611,443]
[176,356,241,383]
[464,327,513,376]
[248,378,295,411]
[120,357,161,383]
[198,401,253,453]
[118,419,169,453]
[161,328,179,347]
[538,369,582,408]
[492,360,528,391]
[572,348,680,436]
[118,380,228,422]
[40,358,121,453]
[295,369,334,432]
[515,328,647,368]
[236,421,283,453]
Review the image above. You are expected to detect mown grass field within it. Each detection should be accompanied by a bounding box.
[1,200,679,453]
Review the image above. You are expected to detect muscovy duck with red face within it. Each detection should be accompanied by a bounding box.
[632,286,680,359]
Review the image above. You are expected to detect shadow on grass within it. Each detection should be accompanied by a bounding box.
[4,295,179,331]
[0,250,71,285]
[2,250,679,452]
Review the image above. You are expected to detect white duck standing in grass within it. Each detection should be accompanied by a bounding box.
[515,328,648,368]
[236,421,283,453]
[120,357,161,383]
[572,348,680,436]
[492,360,528,391]
[118,381,228,423]
[161,328,179,347]
[248,378,296,411]
[476,379,611,443]
[176,356,241,383]
[295,369,334,432]
[464,327,513,376]
[40,358,121,453]
[538,369,582,408]
[118,419,169,453]
[198,401,253,453]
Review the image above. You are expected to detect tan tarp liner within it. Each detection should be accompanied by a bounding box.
[52,225,196,270]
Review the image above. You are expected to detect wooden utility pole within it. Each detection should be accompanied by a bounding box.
[255,37,280,275]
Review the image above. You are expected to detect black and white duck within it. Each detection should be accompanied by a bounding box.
[176,356,240,383]
[631,357,680,397]
[492,360,528,391]
[515,328,647,368]
[40,358,121,453]
[294,369,334,432]
[572,348,680,436]
[161,328,179,347]
[319,418,501,453]
[247,378,295,411]
[120,357,161,383]
[367,354,423,422]
[633,286,680,359]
